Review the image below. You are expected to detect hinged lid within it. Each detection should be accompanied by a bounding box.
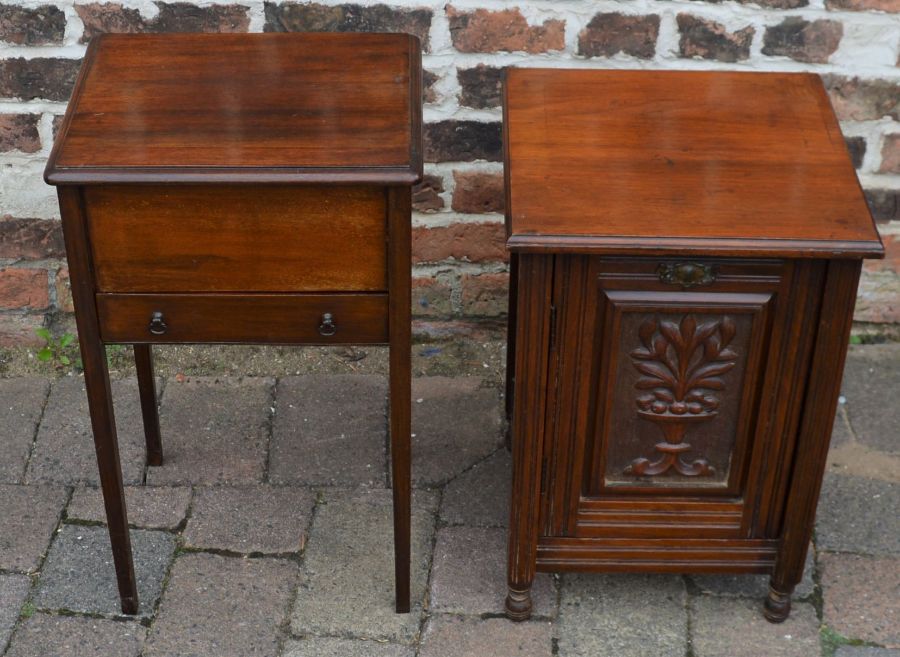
[46,33,422,185]
[504,69,883,259]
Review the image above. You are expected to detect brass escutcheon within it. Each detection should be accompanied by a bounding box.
[657,262,716,288]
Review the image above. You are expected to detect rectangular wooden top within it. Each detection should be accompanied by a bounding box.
[46,33,422,185]
[504,69,883,259]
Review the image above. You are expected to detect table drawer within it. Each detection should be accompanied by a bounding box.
[96,293,389,344]
[84,185,387,293]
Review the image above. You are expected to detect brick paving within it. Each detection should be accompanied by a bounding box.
[556,573,687,657]
[32,524,175,618]
[0,344,896,656]
[143,553,296,657]
[0,575,29,654]
[0,379,47,485]
[25,377,147,486]
[183,485,316,554]
[430,526,557,618]
[820,553,900,648]
[691,597,821,657]
[67,485,192,531]
[4,614,146,657]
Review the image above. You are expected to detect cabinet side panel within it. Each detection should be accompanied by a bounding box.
[752,260,826,538]
[772,259,862,591]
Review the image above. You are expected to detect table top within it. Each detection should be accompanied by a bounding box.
[46,33,422,185]
[504,69,883,259]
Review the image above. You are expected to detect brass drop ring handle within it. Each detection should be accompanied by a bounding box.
[148,311,168,335]
[657,262,716,288]
[318,312,336,337]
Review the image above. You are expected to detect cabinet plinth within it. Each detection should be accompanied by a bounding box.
[502,69,883,622]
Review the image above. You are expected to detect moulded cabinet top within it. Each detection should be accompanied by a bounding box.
[503,69,883,259]
[45,33,423,185]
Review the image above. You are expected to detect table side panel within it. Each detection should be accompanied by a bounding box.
[85,185,388,293]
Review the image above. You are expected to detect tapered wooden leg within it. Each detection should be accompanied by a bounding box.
[134,344,162,466]
[57,187,139,616]
[85,342,139,615]
[766,260,861,623]
[387,187,411,614]
[506,255,554,622]
[389,324,411,613]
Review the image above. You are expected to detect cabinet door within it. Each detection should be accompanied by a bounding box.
[543,257,817,541]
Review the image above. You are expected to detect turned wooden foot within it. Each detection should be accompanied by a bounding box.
[763,583,792,623]
[505,586,533,621]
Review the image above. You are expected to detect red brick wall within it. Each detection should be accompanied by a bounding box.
[1,1,898,344]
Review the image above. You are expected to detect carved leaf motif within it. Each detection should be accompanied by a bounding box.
[704,336,721,360]
[720,317,736,345]
[633,360,677,386]
[680,315,697,343]
[631,314,738,410]
[692,377,726,390]
[652,335,668,357]
[659,321,683,349]
[638,319,657,347]
[695,321,719,344]
[689,361,736,382]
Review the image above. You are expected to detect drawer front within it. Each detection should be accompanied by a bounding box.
[96,293,388,344]
[85,185,387,293]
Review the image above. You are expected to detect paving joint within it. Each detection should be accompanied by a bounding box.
[683,575,698,657]
[281,490,323,645]
[262,376,279,486]
[18,380,51,485]
[413,486,444,655]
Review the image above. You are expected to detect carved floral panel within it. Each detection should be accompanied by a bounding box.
[601,310,753,489]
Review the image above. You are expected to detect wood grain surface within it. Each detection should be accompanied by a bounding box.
[503,69,882,259]
[46,33,422,184]
[86,185,387,293]
[96,292,389,344]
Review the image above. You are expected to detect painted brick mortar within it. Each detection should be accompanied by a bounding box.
[0,0,898,340]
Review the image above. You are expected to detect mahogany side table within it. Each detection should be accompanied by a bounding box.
[44,33,422,615]
[502,69,883,623]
